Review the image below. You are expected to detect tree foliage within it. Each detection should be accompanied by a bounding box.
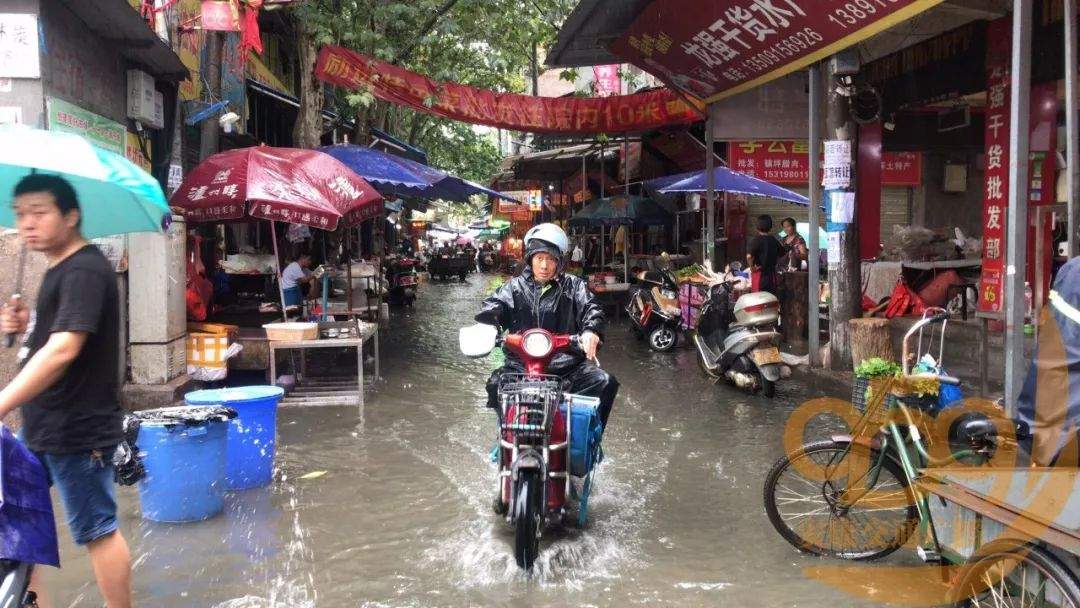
[291,0,574,186]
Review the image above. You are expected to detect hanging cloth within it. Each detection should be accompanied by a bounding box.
[240,0,264,56]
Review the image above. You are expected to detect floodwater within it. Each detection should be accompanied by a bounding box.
[43,275,894,607]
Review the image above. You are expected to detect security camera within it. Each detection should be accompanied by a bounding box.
[219,111,240,133]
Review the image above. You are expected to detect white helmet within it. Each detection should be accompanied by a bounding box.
[524,223,568,255]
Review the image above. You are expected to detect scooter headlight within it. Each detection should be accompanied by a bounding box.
[522,331,553,358]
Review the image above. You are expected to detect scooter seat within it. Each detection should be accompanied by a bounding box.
[651,287,680,316]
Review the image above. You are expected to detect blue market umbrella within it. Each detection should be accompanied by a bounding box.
[0,125,169,239]
[320,143,517,203]
[658,165,809,205]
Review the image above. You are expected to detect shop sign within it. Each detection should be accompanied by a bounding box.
[728,140,922,186]
[125,132,153,173]
[498,190,540,214]
[710,72,808,140]
[609,0,944,103]
[822,140,851,190]
[46,97,125,155]
[315,45,700,134]
[0,14,40,79]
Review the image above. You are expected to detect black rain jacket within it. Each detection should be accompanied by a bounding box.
[475,268,605,373]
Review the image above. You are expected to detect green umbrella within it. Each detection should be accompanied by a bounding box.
[568,195,673,227]
[0,125,169,239]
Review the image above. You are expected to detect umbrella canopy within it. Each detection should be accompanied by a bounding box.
[318,144,431,191]
[569,195,673,227]
[322,144,516,203]
[171,147,383,230]
[0,125,169,239]
[658,166,809,205]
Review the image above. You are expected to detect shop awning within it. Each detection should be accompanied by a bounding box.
[495,143,618,183]
[59,0,187,81]
[569,195,673,227]
[658,166,809,206]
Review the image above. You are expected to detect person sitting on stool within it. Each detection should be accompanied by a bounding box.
[281,252,316,310]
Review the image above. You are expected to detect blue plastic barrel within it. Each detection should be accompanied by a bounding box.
[136,407,233,522]
[185,386,284,490]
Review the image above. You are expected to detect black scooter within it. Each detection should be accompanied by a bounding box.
[626,267,682,352]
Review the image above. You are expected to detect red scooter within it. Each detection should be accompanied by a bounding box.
[459,325,604,571]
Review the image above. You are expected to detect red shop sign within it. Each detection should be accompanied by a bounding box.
[200,0,239,31]
[728,140,922,186]
[609,0,943,103]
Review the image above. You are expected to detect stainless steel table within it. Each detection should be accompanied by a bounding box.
[267,322,379,406]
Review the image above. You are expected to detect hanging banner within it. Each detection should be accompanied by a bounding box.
[609,0,945,103]
[728,140,921,186]
[592,65,622,97]
[315,45,701,134]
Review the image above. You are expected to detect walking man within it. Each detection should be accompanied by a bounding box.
[747,214,783,296]
[0,174,132,607]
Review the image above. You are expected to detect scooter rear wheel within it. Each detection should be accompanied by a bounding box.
[648,325,677,352]
[514,470,543,570]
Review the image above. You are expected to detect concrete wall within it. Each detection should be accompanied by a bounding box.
[912,151,985,238]
[39,0,128,124]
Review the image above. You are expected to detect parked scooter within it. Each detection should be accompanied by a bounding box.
[692,264,787,397]
[459,324,605,571]
[0,425,60,608]
[626,265,681,352]
[387,256,419,306]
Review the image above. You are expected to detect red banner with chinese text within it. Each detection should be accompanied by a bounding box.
[609,0,945,103]
[315,45,700,134]
[727,140,921,186]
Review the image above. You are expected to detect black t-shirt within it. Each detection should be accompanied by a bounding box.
[22,245,122,454]
[749,233,784,273]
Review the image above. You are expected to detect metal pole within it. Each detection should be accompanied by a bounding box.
[808,64,822,367]
[705,105,716,267]
[270,221,288,321]
[1004,0,1033,415]
[1067,0,1079,258]
[625,134,631,284]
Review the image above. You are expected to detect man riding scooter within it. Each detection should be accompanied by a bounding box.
[475,223,619,510]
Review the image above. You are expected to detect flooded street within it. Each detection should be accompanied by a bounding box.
[44,275,889,607]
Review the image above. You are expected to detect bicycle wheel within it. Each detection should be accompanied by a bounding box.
[763,439,918,560]
[952,541,1080,607]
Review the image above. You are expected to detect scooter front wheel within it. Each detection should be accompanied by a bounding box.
[648,325,677,352]
[514,470,543,570]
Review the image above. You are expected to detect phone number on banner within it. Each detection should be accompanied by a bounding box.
[724,28,824,81]
[828,0,906,31]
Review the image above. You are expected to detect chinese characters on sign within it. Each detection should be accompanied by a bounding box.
[727,140,922,186]
[46,97,126,155]
[822,139,852,190]
[610,0,936,102]
[0,14,40,78]
[977,19,1010,314]
[315,45,700,134]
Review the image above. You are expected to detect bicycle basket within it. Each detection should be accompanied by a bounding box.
[498,374,565,441]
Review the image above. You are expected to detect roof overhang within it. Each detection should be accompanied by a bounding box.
[58,0,188,81]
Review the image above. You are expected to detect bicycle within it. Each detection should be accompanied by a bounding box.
[762,311,1080,606]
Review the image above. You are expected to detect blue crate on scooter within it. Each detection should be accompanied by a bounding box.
[560,395,604,477]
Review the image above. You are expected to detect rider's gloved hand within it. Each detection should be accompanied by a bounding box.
[580,331,600,362]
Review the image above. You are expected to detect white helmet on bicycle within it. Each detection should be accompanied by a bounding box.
[523,223,569,261]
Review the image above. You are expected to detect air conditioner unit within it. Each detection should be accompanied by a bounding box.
[127,69,163,129]
[937,106,970,132]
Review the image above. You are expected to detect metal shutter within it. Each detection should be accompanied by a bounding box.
[880,187,912,245]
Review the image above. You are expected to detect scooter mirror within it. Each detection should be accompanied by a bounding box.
[459,323,498,357]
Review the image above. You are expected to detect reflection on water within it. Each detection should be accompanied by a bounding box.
[42,275,889,607]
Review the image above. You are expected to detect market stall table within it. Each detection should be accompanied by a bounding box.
[267,321,379,406]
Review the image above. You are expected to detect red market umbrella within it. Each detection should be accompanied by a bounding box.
[171,146,383,318]
[170,146,383,229]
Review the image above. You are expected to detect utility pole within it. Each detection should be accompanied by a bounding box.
[198,31,223,161]
[824,56,860,370]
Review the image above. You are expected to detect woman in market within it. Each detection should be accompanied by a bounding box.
[778,217,808,272]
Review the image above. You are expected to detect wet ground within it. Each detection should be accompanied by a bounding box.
[44,274,897,607]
